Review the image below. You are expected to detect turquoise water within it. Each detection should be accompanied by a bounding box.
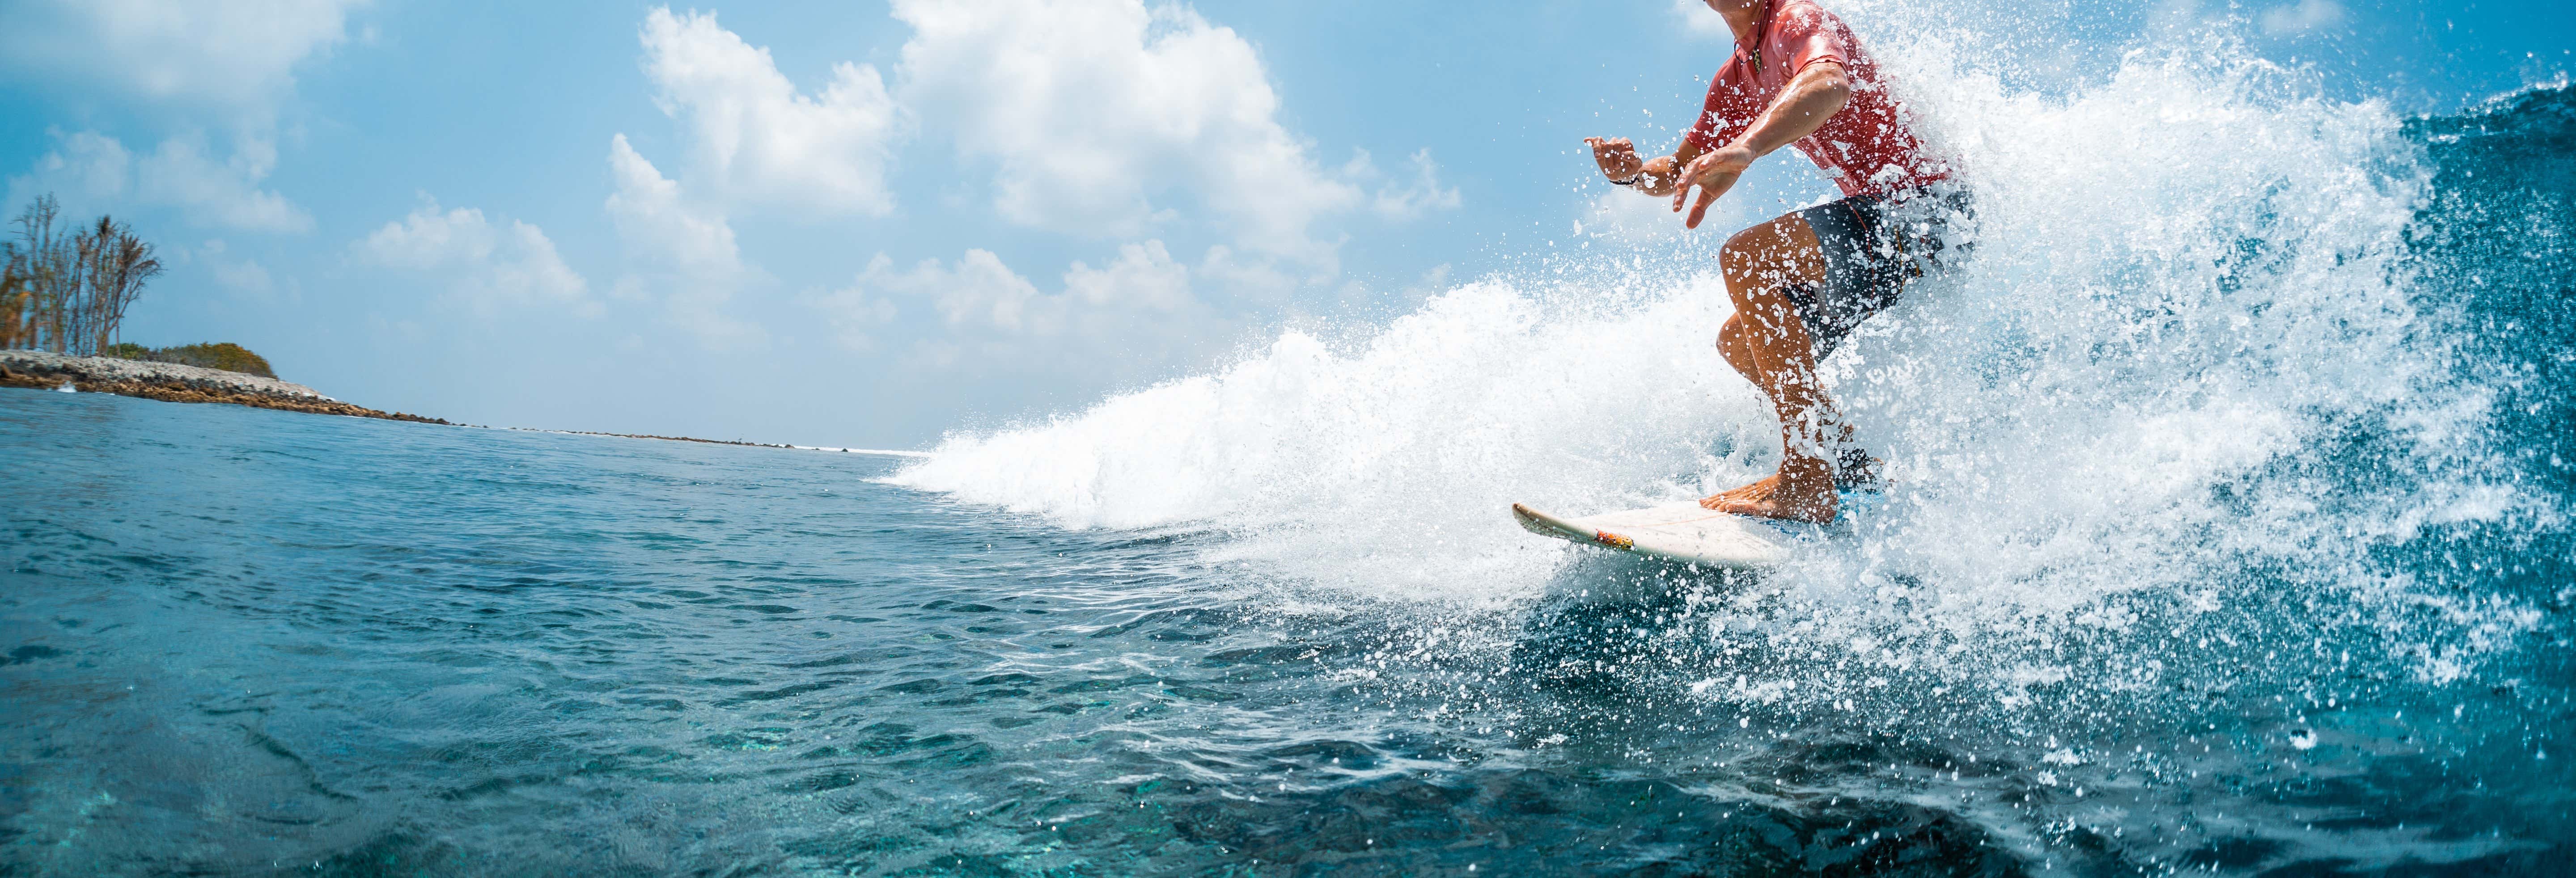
[6,82,2574,878]
[6,391,2038,875]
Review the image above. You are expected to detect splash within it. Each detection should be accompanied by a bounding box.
[893,46,2561,704]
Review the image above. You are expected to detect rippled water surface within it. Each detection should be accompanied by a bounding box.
[3,384,2568,876]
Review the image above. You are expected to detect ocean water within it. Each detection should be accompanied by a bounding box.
[6,61,2575,878]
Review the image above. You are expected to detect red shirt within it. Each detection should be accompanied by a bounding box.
[1682,0,1946,198]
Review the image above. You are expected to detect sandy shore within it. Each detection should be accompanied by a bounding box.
[0,350,451,424]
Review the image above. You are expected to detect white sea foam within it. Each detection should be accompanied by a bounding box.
[892,38,2542,680]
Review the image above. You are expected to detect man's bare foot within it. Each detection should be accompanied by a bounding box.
[1698,460,1837,523]
[1699,451,1872,512]
[1699,473,1779,508]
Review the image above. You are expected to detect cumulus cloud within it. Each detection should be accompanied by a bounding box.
[821,240,1244,371]
[1195,244,1301,306]
[14,131,131,200]
[1361,149,1463,221]
[0,0,369,113]
[1063,240,1192,311]
[8,129,311,233]
[881,242,1208,336]
[604,134,763,346]
[606,135,738,275]
[133,135,310,232]
[0,1,362,234]
[891,0,1366,261]
[196,239,290,304]
[2259,0,2345,35]
[806,282,898,352]
[638,7,902,217]
[357,200,595,317]
[864,249,1053,335]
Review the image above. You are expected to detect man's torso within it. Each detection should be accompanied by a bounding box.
[1683,0,1946,197]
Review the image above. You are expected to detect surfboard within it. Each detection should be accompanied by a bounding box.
[1511,500,1793,569]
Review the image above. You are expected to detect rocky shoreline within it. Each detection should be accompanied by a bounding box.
[0,350,451,424]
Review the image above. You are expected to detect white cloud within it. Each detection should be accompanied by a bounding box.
[14,131,131,201]
[891,0,1363,261]
[0,0,358,235]
[1195,245,1301,306]
[0,0,368,114]
[827,240,1241,359]
[606,135,738,275]
[604,134,763,346]
[1362,149,1462,221]
[1064,240,1192,310]
[2259,0,2345,35]
[194,238,291,304]
[638,7,902,217]
[867,249,1053,335]
[807,282,898,352]
[357,200,594,317]
[206,241,271,295]
[1670,0,1731,39]
[8,129,311,233]
[212,257,278,298]
[134,135,310,232]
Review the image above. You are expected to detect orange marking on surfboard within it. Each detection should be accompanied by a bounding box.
[1593,530,1635,550]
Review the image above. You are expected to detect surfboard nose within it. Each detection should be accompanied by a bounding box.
[1508,503,1554,536]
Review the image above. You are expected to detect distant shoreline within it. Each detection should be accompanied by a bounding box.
[0,350,451,424]
[511,428,930,457]
[1,350,928,457]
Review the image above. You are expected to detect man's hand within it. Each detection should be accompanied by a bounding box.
[1666,61,1851,230]
[1585,137,1645,182]
[1671,143,1755,229]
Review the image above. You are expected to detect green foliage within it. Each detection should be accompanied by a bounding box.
[112,342,278,379]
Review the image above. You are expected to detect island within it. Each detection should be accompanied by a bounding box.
[0,349,452,424]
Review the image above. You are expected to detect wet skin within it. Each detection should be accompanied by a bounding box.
[1586,36,1858,523]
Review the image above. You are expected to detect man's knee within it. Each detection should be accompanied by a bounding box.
[1724,267,1796,329]
[1719,226,1788,303]
[1718,236,1758,295]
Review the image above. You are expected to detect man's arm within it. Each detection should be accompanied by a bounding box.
[1671,61,1851,228]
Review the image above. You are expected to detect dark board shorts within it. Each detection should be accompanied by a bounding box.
[1788,185,1976,360]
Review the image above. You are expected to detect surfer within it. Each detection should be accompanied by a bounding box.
[1586,0,1968,523]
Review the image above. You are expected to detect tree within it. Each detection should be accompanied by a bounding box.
[0,248,28,349]
[11,194,70,353]
[3,194,163,356]
[76,214,161,353]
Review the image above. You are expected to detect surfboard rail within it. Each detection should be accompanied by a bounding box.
[1511,500,1792,569]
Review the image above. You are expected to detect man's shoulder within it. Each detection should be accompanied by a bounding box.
[1774,0,1849,33]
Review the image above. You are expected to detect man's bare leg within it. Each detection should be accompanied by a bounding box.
[1697,212,1842,523]
[1708,314,1863,504]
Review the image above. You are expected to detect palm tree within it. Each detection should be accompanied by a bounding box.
[76,215,161,354]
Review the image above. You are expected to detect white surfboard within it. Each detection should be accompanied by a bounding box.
[1511,500,1794,569]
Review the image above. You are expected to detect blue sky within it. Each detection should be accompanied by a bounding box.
[0,0,2565,447]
